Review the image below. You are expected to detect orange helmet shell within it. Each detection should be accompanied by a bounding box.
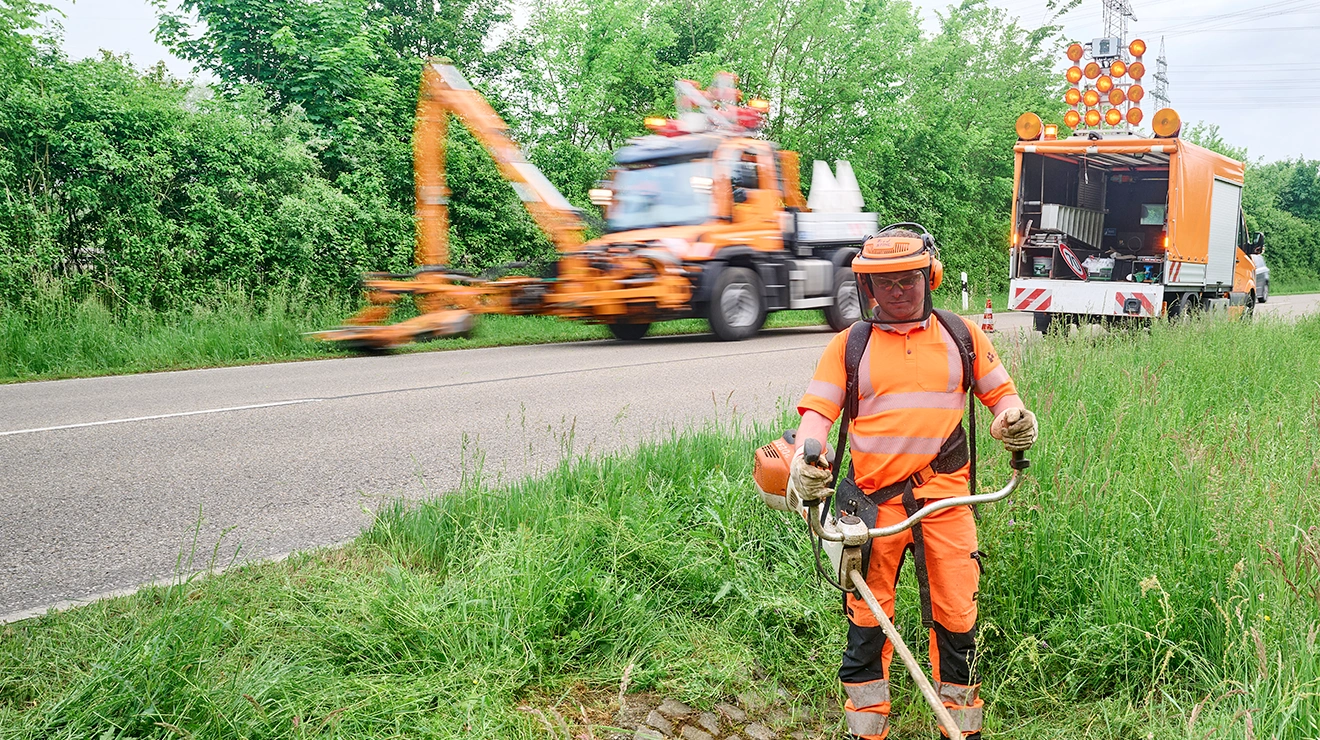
[853,236,932,274]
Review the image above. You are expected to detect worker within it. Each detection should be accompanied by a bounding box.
[789,226,1037,740]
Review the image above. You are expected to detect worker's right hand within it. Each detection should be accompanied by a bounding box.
[788,444,833,503]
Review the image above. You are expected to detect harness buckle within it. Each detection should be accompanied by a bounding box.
[911,464,937,488]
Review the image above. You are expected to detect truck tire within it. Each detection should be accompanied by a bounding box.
[1033,311,1055,334]
[608,322,651,341]
[709,266,766,341]
[824,267,862,331]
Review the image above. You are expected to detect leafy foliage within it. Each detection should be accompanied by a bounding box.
[501,0,1061,289]
[0,49,413,307]
[3,0,1314,315]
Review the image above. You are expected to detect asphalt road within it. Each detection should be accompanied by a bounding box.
[3,294,1318,622]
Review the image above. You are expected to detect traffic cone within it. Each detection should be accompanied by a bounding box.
[981,298,995,333]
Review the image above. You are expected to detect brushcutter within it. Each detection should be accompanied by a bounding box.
[754,434,1029,738]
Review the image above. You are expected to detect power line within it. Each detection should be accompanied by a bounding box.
[1148,0,1320,34]
[1174,62,1320,69]
[1163,25,1320,34]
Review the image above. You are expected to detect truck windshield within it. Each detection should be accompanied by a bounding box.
[607,160,714,232]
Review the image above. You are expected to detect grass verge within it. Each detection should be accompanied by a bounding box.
[0,284,826,383]
[0,277,1002,383]
[1272,276,1320,297]
[2,314,1318,738]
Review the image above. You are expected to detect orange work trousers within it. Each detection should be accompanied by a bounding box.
[838,499,984,740]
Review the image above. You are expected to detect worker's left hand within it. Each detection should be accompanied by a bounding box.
[990,407,1038,451]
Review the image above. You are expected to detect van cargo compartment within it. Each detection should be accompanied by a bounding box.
[1039,204,1104,249]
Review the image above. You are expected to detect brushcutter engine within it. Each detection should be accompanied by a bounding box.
[752,429,797,511]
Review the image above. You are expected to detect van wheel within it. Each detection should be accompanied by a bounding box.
[825,267,862,331]
[608,322,651,341]
[1033,311,1055,334]
[709,266,766,341]
[1259,280,1269,302]
[1178,292,1202,320]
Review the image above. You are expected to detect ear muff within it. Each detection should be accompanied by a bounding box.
[929,258,944,290]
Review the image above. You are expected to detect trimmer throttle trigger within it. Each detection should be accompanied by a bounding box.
[1010,450,1030,470]
[804,438,823,466]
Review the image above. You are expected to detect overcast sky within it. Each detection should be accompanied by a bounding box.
[47,0,1320,162]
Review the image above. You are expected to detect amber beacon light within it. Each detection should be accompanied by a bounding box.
[1015,112,1043,140]
[1151,107,1182,138]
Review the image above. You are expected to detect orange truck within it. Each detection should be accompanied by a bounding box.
[1008,40,1264,332]
[317,63,875,350]
[586,74,877,340]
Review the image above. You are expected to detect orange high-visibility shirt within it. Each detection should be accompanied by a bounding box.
[797,317,1017,499]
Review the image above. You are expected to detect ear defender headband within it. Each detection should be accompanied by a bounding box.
[876,222,944,290]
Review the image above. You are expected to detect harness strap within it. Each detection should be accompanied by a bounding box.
[901,483,936,628]
[933,309,978,502]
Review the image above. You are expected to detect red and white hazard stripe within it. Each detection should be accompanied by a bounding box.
[1011,287,1053,312]
[1114,292,1155,317]
[1168,262,1181,282]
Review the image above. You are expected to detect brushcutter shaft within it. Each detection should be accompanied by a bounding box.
[849,569,965,739]
[865,467,1022,538]
[805,461,1026,544]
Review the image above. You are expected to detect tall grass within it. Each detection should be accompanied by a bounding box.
[0,279,352,381]
[1,316,1317,739]
[0,279,831,383]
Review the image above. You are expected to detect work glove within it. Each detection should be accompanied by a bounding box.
[788,446,833,504]
[990,407,1038,451]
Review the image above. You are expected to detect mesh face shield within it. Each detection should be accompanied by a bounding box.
[858,267,934,324]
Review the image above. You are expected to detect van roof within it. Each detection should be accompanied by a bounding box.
[1014,136,1244,183]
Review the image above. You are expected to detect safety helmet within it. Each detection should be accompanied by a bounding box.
[853,223,943,324]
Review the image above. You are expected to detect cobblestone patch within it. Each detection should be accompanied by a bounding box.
[600,686,841,740]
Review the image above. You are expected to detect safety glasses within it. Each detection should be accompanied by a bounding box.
[869,274,922,292]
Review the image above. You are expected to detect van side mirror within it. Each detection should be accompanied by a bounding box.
[1252,232,1265,254]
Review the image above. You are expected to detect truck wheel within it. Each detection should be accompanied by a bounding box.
[709,266,766,341]
[608,322,651,341]
[1033,311,1055,334]
[824,267,862,331]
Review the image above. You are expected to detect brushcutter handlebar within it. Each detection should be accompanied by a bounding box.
[803,438,823,466]
[807,452,1028,543]
[801,437,834,469]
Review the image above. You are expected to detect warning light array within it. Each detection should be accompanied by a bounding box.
[1062,37,1147,132]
